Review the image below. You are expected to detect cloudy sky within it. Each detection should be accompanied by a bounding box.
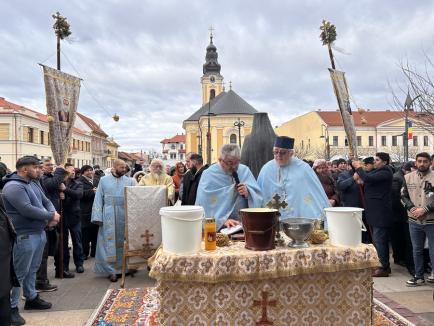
[1,0,434,151]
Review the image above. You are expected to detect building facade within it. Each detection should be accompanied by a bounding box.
[276,110,434,161]
[0,97,115,169]
[161,134,186,161]
[183,33,256,163]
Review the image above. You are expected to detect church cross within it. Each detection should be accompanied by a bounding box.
[209,25,214,41]
[266,193,288,211]
[141,230,154,251]
[253,291,276,325]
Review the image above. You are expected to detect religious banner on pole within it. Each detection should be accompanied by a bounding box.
[41,64,81,165]
[329,68,358,158]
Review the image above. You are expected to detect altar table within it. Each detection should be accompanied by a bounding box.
[149,241,379,325]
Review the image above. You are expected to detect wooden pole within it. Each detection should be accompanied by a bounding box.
[57,35,61,70]
[327,43,336,70]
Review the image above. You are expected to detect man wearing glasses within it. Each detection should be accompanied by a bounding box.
[257,136,330,221]
[196,144,262,230]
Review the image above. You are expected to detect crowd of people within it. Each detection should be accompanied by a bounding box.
[1,136,434,325]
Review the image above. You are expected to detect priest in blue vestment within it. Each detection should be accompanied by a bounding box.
[91,159,135,282]
[258,136,330,222]
[196,144,263,230]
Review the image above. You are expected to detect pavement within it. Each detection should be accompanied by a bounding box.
[18,256,434,326]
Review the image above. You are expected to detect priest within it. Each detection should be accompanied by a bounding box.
[196,144,262,230]
[91,159,135,282]
[257,136,330,221]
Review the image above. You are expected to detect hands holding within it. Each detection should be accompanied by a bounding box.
[59,183,66,191]
[236,183,249,198]
[48,212,60,227]
[411,207,427,220]
[224,219,241,228]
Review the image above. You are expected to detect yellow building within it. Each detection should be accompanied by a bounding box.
[183,33,257,163]
[276,110,434,161]
[105,138,120,168]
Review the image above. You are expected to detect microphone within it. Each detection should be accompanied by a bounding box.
[232,171,246,198]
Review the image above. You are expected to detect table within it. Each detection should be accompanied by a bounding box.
[149,240,379,325]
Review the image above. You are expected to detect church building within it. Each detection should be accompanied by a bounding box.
[183,32,258,163]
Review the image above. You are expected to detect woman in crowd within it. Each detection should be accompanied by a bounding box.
[172,162,185,202]
[313,159,339,207]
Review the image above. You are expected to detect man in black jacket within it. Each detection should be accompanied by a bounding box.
[37,159,68,288]
[391,162,415,274]
[353,152,393,277]
[55,163,84,277]
[79,165,97,259]
[181,154,209,205]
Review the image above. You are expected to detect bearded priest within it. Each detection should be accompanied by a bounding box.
[257,136,329,221]
[139,159,175,204]
[196,144,262,230]
[91,159,135,282]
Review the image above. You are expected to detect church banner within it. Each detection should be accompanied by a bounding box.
[329,68,358,158]
[41,64,81,165]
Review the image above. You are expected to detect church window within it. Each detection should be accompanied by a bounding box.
[230,134,237,144]
[210,89,216,100]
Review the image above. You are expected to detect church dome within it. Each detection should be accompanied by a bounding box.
[203,35,221,75]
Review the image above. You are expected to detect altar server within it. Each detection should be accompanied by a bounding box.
[258,136,330,220]
[91,159,135,282]
[196,144,262,230]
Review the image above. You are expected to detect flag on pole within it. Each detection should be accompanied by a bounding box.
[329,68,358,158]
[41,64,81,165]
[407,121,413,140]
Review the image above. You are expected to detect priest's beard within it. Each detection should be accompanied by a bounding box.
[149,171,164,183]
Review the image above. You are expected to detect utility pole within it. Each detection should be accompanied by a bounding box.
[234,118,245,148]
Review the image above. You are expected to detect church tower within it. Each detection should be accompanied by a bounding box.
[201,29,224,105]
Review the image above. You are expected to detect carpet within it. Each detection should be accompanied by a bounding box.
[87,287,421,326]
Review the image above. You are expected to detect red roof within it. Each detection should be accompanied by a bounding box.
[76,112,108,137]
[0,97,88,135]
[317,111,406,127]
[161,134,186,144]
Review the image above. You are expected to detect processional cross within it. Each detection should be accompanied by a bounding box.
[266,194,288,246]
[252,291,277,325]
[140,230,154,255]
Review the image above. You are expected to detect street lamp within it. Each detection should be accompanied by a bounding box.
[320,124,330,160]
[197,120,202,157]
[403,93,421,162]
[233,118,245,148]
[206,91,216,165]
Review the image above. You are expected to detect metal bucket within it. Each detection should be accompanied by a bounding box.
[240,208,278,251]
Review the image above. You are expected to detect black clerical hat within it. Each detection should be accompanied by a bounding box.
[274,136,294,149]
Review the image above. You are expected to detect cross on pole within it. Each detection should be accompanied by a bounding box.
[266,194,288,212]
[209,25,214,41]
[140,230,154,251]
[253,291,276,325]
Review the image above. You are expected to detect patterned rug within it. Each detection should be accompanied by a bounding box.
[87,287,421,326]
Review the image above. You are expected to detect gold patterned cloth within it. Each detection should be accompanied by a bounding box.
[149,241,379,283]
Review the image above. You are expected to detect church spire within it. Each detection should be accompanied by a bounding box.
[203,26,221,75]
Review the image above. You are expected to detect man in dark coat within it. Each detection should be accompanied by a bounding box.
[353,152,393,277]
[92,165,105,188]
[55,163,84,277]
[79,165,97,259]
[0,164,18,325]
[181,154,209,205]
[391,162,415,275]
[36,159,68,290]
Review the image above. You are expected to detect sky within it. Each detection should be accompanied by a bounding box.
[1,0,434,151]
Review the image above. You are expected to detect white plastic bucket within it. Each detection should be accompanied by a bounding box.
[324,207,366,247]
[160,205,204,254]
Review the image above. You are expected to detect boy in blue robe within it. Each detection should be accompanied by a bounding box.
[196,144,262,230]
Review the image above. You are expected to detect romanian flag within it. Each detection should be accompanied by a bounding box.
[408,121,413,140]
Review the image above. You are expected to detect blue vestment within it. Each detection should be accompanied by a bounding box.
[195,163,262,230]
[257,158,330,221]
[91,174,135,275]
